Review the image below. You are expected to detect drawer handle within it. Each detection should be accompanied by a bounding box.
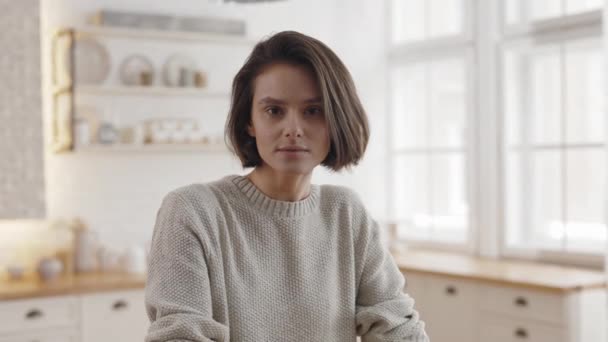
[445,286,457,296]
[112,300,129,311]
[514,327,528,338]
[25,309,44,320]
[514,296,528,307]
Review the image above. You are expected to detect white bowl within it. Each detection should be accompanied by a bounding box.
[7,265,25,280]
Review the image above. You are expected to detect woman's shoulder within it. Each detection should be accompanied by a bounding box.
[317,183,365,209]
[161,175,240,212]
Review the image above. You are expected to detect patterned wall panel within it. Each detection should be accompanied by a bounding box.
[0,0,45,218]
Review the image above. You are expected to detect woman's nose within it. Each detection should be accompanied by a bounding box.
[284,112,303,138]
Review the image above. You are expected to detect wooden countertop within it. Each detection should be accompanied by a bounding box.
[0,272,145,301]
[393,249,608,293]
[1,250,606,300]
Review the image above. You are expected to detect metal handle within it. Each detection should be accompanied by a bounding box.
[25,309,43,320]
[514,327,528,338]
[514,296,528,307]
[112,299,128,311]
[445,285,457,296]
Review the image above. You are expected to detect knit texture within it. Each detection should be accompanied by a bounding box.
[145,175,428,342]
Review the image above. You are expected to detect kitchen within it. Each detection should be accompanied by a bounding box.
[1,0,607,341]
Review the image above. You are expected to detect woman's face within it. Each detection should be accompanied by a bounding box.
[248,62,330,176]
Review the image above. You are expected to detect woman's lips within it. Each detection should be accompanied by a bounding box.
[276,146,310,157]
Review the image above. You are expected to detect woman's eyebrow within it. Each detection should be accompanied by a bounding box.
[258,96,285,105]
[257,96,322,105]
[303,97,322,104]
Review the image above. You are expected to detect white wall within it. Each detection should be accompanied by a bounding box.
[40,0,388,251]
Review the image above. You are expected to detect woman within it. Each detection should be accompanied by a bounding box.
[145,31,428,342]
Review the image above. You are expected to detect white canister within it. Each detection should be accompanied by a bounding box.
[38,257,64,281]
[98,246,121,272]
[122,245,147,275]
[74,229,99,273]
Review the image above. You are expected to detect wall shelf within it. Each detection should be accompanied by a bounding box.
[74,85,230,98]
[72,25,255,45]
[74,143,229,153]
[50,25,250,153]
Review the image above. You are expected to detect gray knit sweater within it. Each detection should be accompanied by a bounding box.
[145,175,428,342]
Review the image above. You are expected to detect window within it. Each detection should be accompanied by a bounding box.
[501,3,605,258]
[388,0,472,247]
[388,0,606,265]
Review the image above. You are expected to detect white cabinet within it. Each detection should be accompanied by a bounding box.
[405,274,477,342]
[0,329,80,342]
[403,272,606,342]
[0,296,79,336]
[0,289,148,342]
[479,314,566,342]
[81,289,148,342]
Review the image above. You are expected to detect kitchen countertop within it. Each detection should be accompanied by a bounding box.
[1,249,606,301]
[0,272,145,301]
[393,249,608,293]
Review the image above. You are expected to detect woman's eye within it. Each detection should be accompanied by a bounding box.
[305,107,322,116]
[265,107,281,116]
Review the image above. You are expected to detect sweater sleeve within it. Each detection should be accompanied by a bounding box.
[354,216,429,342]
[145,192,229,342]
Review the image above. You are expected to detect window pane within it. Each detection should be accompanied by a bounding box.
[565,149,606,252]
[392,0,464,44]
[391,64,427,149]
[505,151,524,246]
[505,150,564,250]
[394,154,431,240]
[429,58,467,148]
[391,0,425,44]
[429,0,464,38]
[530,150,563,250]
[530,0,562,21]
[506,150,564,250]
[504,49,524,146]
[430,153,468,242]
[505,0,601,24]
[566,0,603,15]
[530,46,562,145]
[503,44,562,147]
[565,39,604,144]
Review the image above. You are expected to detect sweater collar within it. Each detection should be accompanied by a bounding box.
[229,175,320,217]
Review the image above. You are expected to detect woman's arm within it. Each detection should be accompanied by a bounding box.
[145,192,229,342]
[354,217,429,342]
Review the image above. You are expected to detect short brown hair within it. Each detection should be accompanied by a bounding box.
[224,31,369,171]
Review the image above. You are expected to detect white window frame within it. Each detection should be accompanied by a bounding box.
[495,2,605,268]
[385,0,478,253]
[498,13,605,268]
[386,0,606,269]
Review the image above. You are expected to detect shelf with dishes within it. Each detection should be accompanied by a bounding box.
[71,115,229,154]
[74,143,229,154]
[71,25,255,45]
[73,85,231,98]
[50,23,252,153]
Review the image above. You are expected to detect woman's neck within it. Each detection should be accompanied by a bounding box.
[246,166,312,202]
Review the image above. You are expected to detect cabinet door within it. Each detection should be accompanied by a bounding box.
[0,328,79,342]
[479,314,566,342]
[402,272,430,322]
[422,274,478,342]
[0,295,79,335]
[81,289,149,342]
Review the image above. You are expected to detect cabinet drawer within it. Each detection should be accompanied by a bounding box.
[479,284,566,324]
[424,275,477,342]
[0,328,79,342]
[0,296,79,334]
[81,289,149,342]
[403,272,426,299]
[480,314,566,342]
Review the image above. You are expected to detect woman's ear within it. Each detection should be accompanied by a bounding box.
[247,123,256,138]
